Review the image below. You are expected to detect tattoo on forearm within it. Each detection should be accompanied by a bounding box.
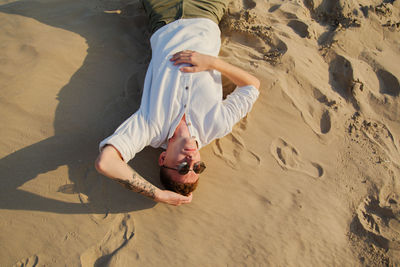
[112,173,156,199]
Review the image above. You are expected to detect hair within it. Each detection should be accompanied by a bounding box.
[159,167,199,196]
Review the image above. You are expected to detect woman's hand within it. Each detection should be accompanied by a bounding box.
[170,50,216,73]
[154,190,193,206]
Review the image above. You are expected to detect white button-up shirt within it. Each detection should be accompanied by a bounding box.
[100,18,259,162]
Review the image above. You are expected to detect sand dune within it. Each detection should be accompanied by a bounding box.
[1,0,400,266]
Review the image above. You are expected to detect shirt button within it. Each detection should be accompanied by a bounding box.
[187,122,191,126]
[185,86,189,90]
[184,104,187,108]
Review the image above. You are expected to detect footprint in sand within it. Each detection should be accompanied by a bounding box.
[80,213,135,267]
[303,0,361,27]
[355,195,400,250]
[212,119,260,169]
[298,101,333,136]
[12,255,39,267]
[352,171,400,250]
[328,54,356,101]
[222,22,287,65]
[287,19,311,38]
[268,4,281,13]
[243,0,256,9]
[351,116,400,165]
[278,72,337,138]
[270,138,323,178]
[376,69,400,97]
[213,133,261,169]
[220,1,288,65]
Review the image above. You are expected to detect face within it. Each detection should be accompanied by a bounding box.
[159,135,201,184]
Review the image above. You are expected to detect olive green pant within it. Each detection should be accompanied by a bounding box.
[141,0,229,33]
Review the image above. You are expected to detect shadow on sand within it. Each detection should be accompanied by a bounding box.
[0,0,161,214]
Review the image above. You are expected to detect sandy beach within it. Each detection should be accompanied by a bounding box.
[1,0,400,266]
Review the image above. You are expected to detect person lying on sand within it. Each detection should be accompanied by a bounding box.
[95,0,260,206]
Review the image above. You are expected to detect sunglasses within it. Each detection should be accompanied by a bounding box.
[162,161,206,175]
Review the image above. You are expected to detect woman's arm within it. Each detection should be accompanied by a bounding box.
[170,50,260,89]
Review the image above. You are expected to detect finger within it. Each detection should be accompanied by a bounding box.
[171,56,192,64]
[170,54,179,61]
[176,54,193,60]
[180,67,196,72]
[174,61,194,67]
[182,194,192,203]
[172,51,195,60]
[170,55,180,61]
[172,51,183,58]
[182,66,200,72]
[170,53,186,61]
[172,50,192,59]
[174,56,190,61]
[172,50,187,56]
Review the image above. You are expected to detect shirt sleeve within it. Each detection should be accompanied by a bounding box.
[221,85,260,131]
[99,111,155,163]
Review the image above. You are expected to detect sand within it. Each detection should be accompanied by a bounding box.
[1,0,400,266]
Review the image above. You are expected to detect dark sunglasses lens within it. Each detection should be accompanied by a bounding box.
[193,162,206,174]
[177,162,190,174]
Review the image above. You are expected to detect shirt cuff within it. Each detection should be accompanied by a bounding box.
[236,84,260,101]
